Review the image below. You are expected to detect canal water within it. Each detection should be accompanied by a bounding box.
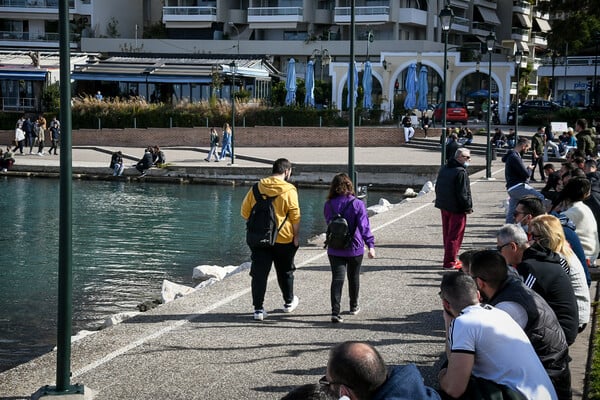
[0,177,404,372]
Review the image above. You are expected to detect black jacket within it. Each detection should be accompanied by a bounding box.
[502,149,530,189]
[434,158,472,213]
[517,243,579,345]
[488,276,569,373]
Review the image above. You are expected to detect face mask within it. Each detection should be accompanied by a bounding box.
[463,162,470,168]
[518,221,528,233]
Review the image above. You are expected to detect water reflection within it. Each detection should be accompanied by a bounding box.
[0,178,402,371]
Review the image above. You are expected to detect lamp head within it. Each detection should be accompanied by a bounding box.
[515,50,523,65]
[486,31,495,52]
[439,6,454,32]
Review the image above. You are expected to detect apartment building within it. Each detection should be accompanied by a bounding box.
[1,0,556,121]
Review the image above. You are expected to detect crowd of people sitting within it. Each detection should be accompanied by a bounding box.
[109,145,166,177]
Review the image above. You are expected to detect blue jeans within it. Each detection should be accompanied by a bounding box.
[220,142,231,159]
[506,183,544,223]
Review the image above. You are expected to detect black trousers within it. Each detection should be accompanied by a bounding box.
[531,154,545,180]
[328,254,363,316]
[250,242,298,311]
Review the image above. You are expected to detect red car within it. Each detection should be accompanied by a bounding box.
[433,101,469,125]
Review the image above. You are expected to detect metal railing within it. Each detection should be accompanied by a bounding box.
[335,6,390,16]
[0,31,77,42]
[248,7,303,16]
[163,6,217,16]
[0,0,74,8]
[0,97,37,111]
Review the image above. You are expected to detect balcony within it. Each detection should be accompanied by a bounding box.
[513,0,531,14]
[0,0,74,10]
[511,27,530,41]
[396,7,426,27]
[334,5,390,24]
[451,16,471,33]
[530,33,547,47]
[473,0,496,7]
[0,30,78,48]
[247,7,304,24]
[472,21,496,36]
[163,6,217,25]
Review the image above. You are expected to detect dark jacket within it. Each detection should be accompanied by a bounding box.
[531,133,544,157]
[435,158,472,213]
[502,149,530,189]
[517,243,579,345]
[576,128,596,157]
[372,364,441,400]
[138,151,153,169]
[488,276,569,374]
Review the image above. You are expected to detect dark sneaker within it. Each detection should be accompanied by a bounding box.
[331,315,344,323]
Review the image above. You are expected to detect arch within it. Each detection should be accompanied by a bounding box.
[335,63,384,110]
[453,68,506,121]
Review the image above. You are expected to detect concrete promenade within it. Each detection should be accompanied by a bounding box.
[0,137,596,399]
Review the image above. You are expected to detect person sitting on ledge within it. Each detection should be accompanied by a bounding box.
[136,147,153,177]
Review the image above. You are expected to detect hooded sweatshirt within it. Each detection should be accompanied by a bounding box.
[240,176,300,244]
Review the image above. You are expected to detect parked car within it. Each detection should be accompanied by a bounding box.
[433,101,469,125]
[518,100,563,114]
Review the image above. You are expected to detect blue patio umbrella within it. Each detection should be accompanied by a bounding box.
[346,61,358,108]
[285,58,296,105]
[362,60,373,109]
[304,60,315,107]
[403,63,417,110]
[416,65,429,112]
[467,89,499,99]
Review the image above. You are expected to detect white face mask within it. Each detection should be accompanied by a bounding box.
[463,162,470,168]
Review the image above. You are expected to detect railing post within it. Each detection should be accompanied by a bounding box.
[98,118,101,130]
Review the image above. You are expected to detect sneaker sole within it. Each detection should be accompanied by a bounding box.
[349,309,360,315]
[283,296,299,313]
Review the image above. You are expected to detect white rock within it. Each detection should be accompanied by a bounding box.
[102,311,140,328]
[378,198,392,207]
[193,264,229,281]
[419,181,434,196]
[161,279,196,303]
[195,277,219,289]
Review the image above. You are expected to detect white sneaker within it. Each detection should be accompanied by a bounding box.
[37,152,43,156]
[253,309,267,321]
[283,296,299,313]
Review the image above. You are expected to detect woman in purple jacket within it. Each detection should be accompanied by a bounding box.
[324,173,376,323]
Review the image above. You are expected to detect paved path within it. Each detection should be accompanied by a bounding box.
[0,137,595,399]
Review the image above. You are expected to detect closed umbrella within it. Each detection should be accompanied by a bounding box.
[285,58,296,105]
[362,60,373,109]
[304,60,315,107]
[403,63,417,110]
[346,61,358,108]
[416,65,428,112]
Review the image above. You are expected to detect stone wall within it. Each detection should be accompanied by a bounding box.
[0,126,439,148]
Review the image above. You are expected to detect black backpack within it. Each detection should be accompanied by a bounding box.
[246,183,288,248]
[324,198,356,249]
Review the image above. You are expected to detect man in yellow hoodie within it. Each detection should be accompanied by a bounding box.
[241,158,301,321]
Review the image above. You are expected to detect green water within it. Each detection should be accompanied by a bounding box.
[0,177,403,372]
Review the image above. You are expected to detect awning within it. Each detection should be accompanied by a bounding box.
[476,6,501,25]
[146,75,211,83]
[71,72,147,82]
[0,70,47,81]
[516,41,530,53]
[516,13,532,28]
[535,17,551,32]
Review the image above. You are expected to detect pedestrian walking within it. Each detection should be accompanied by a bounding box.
[434,147,473,270]
[323,173,375,323]
[240,158,301,321]
[13,120,25,154]
[47,117,60,155]
[36,114,47,156]
[219,122,232,161]
[530,126,546,182]
[205,127,220,162]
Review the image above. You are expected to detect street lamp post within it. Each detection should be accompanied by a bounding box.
[439,4,454,166]
[228,22,239,55]
[514,50,522,143]
[485,31,495,179]
[229,61,236,164]
[551,50,558,101]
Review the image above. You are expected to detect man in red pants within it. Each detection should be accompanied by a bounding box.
[434,148,473,269]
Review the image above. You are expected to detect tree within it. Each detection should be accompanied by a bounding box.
[538,1,600,53]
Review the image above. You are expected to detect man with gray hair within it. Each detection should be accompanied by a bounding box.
[501,137,544,223]
[434,147,473,269]
[496,223,579,345]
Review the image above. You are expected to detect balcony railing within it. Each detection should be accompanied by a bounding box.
[163,6,217,16]
[0,0,74,8]
[248,7,303,16]
[335,5,390,23]
[472,21,496,33]
[0,30,77,42]
[513,0,531,13]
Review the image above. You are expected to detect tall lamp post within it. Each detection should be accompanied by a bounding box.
[514,50,522,143]
[229,61,236,164]
[439,4,454,166]
[228,22,239,55]
[485,31,495,179]
[551,50,558,101]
